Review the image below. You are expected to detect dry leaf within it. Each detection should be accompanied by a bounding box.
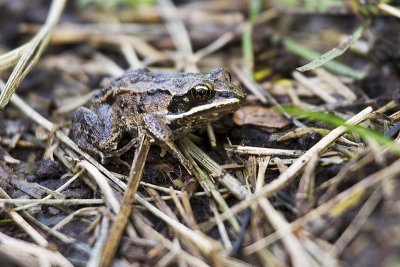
[233,105,289,128]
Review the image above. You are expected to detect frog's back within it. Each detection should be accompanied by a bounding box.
[92,69,151,101]
[92,69,208,103]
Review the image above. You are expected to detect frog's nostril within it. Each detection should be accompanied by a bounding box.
[216,91,234,99]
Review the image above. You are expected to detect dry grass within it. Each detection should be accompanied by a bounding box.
[1,1,400,267]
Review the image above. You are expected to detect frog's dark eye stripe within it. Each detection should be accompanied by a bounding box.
[191,83,214,102]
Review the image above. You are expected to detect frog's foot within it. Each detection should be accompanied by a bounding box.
[143,114,193,174]
[72,135,107,164]
[102,138,138,159]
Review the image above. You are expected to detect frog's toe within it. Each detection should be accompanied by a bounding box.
[102,138,137,159]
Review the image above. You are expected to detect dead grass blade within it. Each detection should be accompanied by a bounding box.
[245,155,400,255]
[135,193,223,256]
[214,106,373,224]
[293,71,337,104]
[296,24,365,73]
[133,214,210,267]
[0,232,73,267]
[332,187,382,255]
[377,3,400,18]
[0,0,66,108]
[157,0,198,72]
[257,198,315,267]
[99,134,150,267]
[0,182,48,247]
[0,43,29,71]
[179,137,251,199]
[14,168,86,211]
[88,216,110,267]
[226,145,305,157]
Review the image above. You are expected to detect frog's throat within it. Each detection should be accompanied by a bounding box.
[165,98,241,121]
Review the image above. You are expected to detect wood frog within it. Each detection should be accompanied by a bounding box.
[70,68,245,171]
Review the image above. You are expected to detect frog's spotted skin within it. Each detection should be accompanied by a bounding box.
[71,68,246,169]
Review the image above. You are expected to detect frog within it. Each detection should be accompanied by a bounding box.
[70,68,246,172]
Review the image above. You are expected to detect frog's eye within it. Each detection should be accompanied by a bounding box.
[191,83,214,102]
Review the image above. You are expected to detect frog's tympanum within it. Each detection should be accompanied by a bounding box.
[71,68,246,170]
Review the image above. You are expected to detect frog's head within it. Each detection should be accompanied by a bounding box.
[166,68,246,134]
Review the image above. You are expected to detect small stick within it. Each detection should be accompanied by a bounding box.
[99,134,150,267]
[0,199,104,205]
[158,0,198,72]
[206,123,217,148]
[0,0,66,108]
[0,187,48,248]
[88,216,110,267]
[180,137,251,200]
[226,145,304,157]
[212,106,373,225]
[135,194,222,255]
[14,168,86,211]
[378,3,400,18]
[245,155,400,255]
[293,71,337,104]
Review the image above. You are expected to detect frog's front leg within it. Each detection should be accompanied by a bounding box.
[71,105,122,163]
[143,114,193,174]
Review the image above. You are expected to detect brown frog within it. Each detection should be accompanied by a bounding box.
[71,68,245,170]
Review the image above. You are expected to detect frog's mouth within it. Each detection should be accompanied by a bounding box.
[165,98,242,122]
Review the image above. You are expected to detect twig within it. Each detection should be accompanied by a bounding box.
[135,194,222,255]
[88,216,110,267]
[0,0,66,108]
[245,155,400,255]
[293,71,337,104]
[216,106,373,224]
[179,137,251,200]
[157,0,198,72]
[377,3,400,18]
[226,145,305,157]
[99,134,150,267]
[0,231,73,267]
[0,187,48,247]
[0,198,104,205]
[332,187,382,254]
[14,168,86,211]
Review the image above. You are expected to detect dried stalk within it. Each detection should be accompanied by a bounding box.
[0,187,48,247]
[216,106,373,224]
[0,231,72,267]
[99,134,150,267]
[0,0,66,108]
[226,145,305,157]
